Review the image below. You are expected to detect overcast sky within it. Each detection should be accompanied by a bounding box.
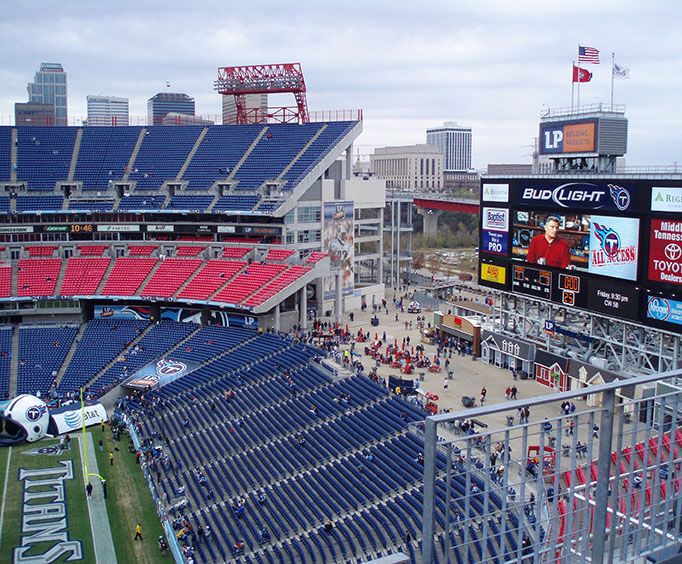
[1,0,680,168]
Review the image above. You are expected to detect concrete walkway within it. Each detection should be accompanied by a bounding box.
[78,433,117,564]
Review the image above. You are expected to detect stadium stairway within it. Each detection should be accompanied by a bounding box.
[8,326,18,397]
[10,263,17,299]
[54,258,69,292]
[54,323,90,389]
[176,127,209,180]
[10,129,18,183]
[274,124,328,184]
[225,127,268,184]
[122,128,147,183]
[95,258,117,294]
[67,127,83,181]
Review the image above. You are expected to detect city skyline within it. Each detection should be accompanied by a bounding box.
[0,0,680,168]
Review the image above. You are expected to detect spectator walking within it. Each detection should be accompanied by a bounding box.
[86,482,93,499]
[109,451,114,466]
[480,387,487,406]
[134,522,143,540]
[443,378,449,391]
[101,479,107,499]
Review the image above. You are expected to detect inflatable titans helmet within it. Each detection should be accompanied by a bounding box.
[0,394,50,446]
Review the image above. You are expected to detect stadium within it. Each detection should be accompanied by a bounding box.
[0,63,681,564]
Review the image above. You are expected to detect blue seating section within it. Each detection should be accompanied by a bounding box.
[121,328,525,563]
[0,327,11,399]
[283,121,356,188]
[118,194,165,210]
[167,195,214,211]
[75,127,142,191]
[6,123,359,212]
[16,127,78,191]
[212,195,259,212]
[128,126,202,190]
[233,124,323,190]
[17,326,78,396]
[0,127,11,182]
[183,125,262,190]
[168,325,254,365]
[16,195,64,213]
[0,198,10,214]
[58,319,147,393]
[89,320,197,396]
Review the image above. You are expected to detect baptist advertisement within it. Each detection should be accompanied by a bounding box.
[323,201,354,299]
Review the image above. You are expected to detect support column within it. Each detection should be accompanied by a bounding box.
[335,272,343,325]
[274,303,281,332]
[417,208,443,238]
[346,143,353,180]
[300,286,308,330]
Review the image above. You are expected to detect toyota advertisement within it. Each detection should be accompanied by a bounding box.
[479,178,682,330]
[648,219,682,286]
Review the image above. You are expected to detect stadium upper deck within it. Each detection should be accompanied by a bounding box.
[0,121,360,215]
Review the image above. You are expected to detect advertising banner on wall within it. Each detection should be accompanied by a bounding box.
[161,307,202,323]
[122,358,201,391]
[323,201,354,299]
[651,187,682,213]
[206,310,258,329]
[539,119,597,154]
[482,184,509,203]
[648,219,682,285]
[481,230,508,256]
[49,401,107,435]
[587,215,639,280]
[479,262,507,288]
[515,181,635,212]
[647,296,682,333]
[94,305,151,320]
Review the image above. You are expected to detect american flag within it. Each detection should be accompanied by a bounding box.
[578,46,600,64]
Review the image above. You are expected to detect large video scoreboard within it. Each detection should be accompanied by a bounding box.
[479,179,682,334]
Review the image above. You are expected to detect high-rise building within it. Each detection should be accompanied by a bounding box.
[147,92,195,126]
[222,94,268,124]
[14,102,55,126]
[426,121,472,172]
[161,113,214,126]
[26,63,67,126]
[370,144,443,191]
[87,95,129,126]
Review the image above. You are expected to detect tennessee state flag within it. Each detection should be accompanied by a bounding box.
[572,65,593,83]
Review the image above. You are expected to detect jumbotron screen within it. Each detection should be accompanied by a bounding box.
[479,178,682,332]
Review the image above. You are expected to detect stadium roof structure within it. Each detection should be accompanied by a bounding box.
[215,63,309,124]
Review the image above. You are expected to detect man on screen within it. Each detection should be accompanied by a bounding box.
[526,216,571,268]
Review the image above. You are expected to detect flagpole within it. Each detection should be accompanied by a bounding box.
[576,45,581,111]
[571,61,575,110]
[610,52,615,110]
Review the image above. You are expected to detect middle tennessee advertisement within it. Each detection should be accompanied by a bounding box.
[588,215,639,281]
[648,219,682,286]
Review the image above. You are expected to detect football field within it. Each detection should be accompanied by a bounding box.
[0,427,164,563]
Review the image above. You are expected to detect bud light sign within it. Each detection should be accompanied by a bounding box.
[482,230,508,255]
[517,182,634,211]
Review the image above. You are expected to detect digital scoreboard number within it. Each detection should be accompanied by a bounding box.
[70,223,94,233]
[558,273,581,306]
[512,265,552,300]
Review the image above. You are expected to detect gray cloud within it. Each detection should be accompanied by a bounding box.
[0,0,680,167]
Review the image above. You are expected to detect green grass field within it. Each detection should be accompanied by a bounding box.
[0,426,165,563]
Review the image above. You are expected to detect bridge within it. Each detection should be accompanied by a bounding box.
[387,191,479,237]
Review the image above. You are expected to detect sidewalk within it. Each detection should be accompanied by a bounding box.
[78,433,117,564]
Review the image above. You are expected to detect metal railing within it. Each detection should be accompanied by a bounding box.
[421,368,682,563]
[541,103,626,119]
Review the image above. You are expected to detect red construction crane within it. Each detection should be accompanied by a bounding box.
[214,63,310,124]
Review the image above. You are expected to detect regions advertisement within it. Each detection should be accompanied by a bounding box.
[586,279,640,321]
[539,119,596,154]
[323,201,354,299]
[646,296,682,333]
[482,183,509,203]
[651,187,682,213]
[588,215,639,281]
[648,219,682,286]
[515,181,635,212]
[479,262,507,289]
